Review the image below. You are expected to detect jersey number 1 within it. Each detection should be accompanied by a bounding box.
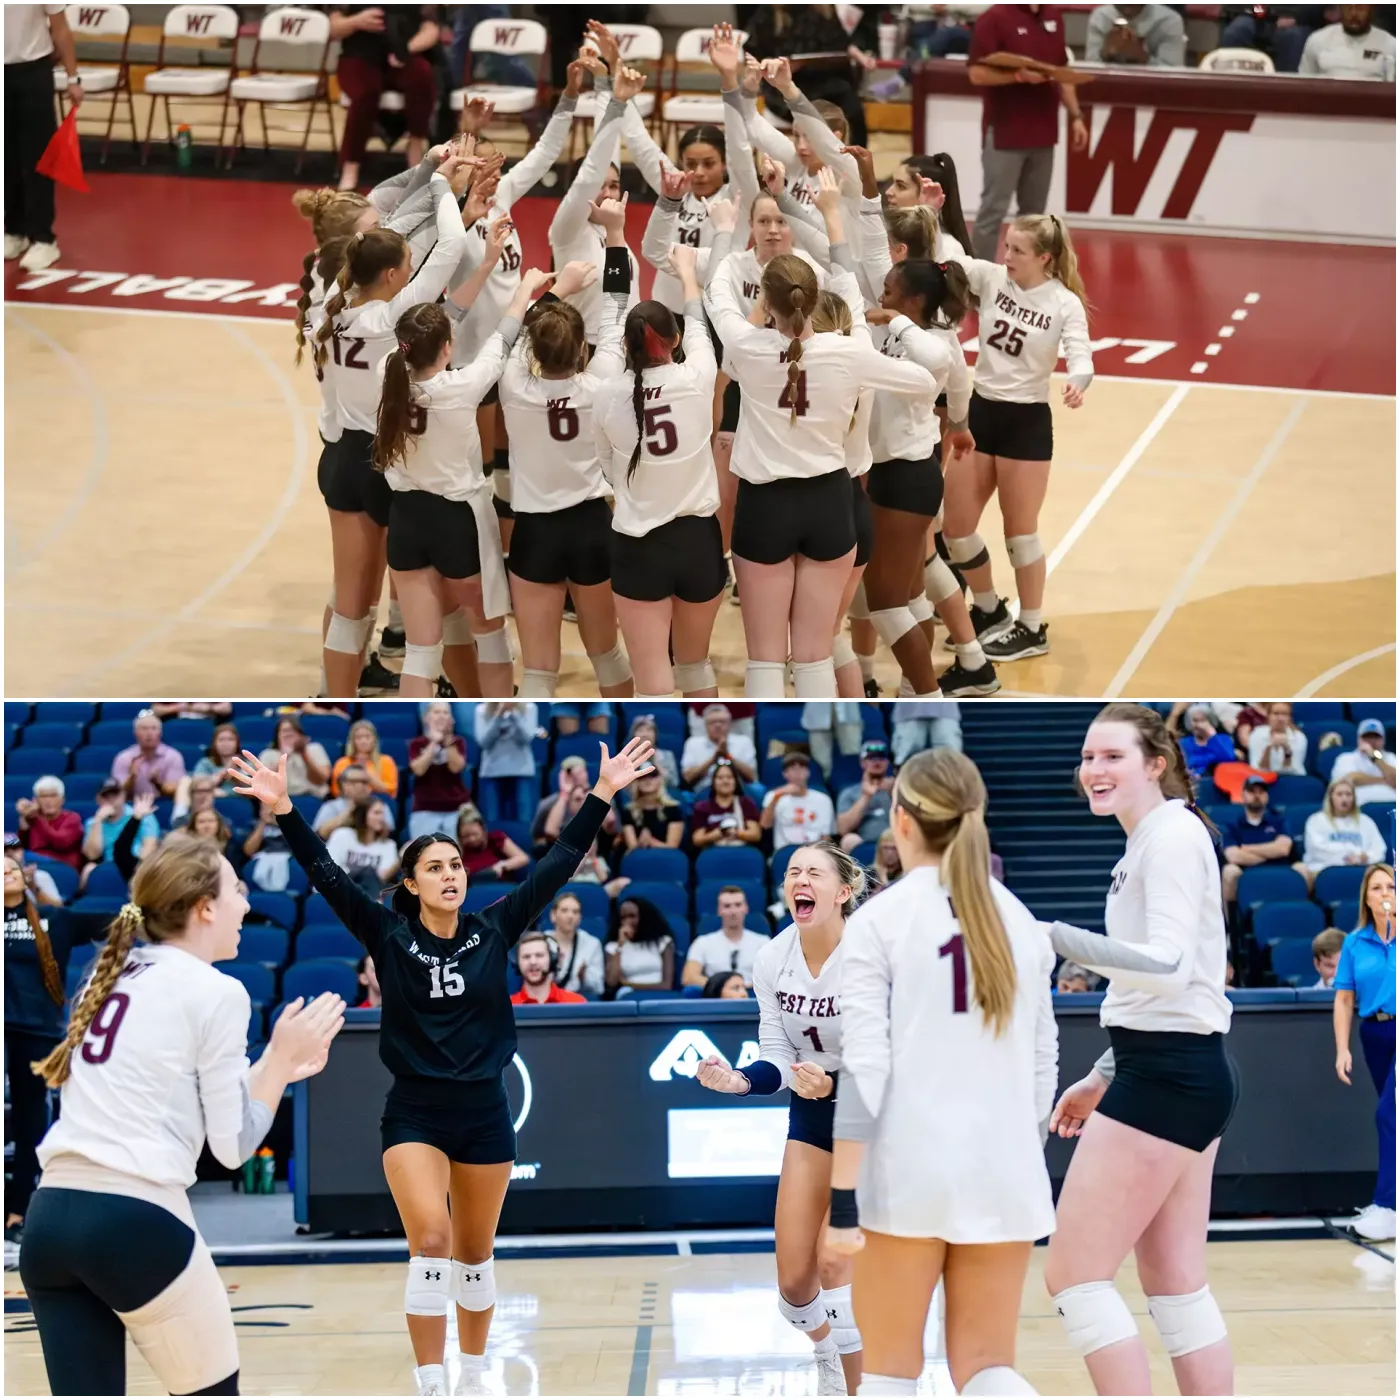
[939,934,968,1014]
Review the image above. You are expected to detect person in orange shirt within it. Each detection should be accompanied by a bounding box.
[509,931,586,1005]
[331,719,400,801]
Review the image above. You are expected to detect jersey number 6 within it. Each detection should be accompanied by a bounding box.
[547,403,580,441]
[429,964,466,998]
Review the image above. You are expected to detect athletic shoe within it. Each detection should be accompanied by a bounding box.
[453,1378,491,1398]
[357,651,400,696]
[1351,1204,1397,1241]
[984,620,1049,662]
[562,592,577,624]
[814,1344,847,1396]
[18,241,60,272]
[415,1364,446,1396]
[939,658,1001,697]
[378,626,406,659]
[4,235,29,261]
[863,678,881,699]
[969,598,1012,643]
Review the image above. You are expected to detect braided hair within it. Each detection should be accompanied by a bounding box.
[622,301,679,482]
[292,189,372,365]
[761,255,818,424]
[4,857,63,1005]
[313,228,410,371]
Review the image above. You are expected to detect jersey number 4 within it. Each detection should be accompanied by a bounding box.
[777,371,809,418]
[985,320,1026,357]
[428,964,465,998]
[939,934,969,1014]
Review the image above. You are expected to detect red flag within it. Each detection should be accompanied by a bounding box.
[37,111,89,194]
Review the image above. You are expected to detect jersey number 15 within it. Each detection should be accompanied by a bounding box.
[429,964,465,998]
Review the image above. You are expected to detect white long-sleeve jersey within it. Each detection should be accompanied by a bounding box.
[1049,799,1233,1036]
[39,945,256,1188]
[869,313,969,463]
[834,866,1058,1243]
[1302,811,1387,871]
[593,303,720,536]
[751,923,845,1088]
[953,256,1093,404]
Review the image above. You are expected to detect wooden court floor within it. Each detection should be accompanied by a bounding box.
[5,304,1394,700]
[3,1238,1393,1396]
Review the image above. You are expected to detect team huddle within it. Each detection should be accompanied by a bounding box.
[294,21,1094,703]
[16,706,1239,1397]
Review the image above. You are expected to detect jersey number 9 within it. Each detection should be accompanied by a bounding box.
[429,964,466,998]
[80,991,131,1064]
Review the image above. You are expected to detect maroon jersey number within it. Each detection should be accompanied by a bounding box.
[777,370,809,417]
[643,405,678,456]
[939,933,968,1014]
[331,332,370,369]
[985,320,1026,357]
[80,991,131,1065]
[547,404,580,441]
[407,403,428,435]
[801,1025,825,1054]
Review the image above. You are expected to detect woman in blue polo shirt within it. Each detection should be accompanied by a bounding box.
[1333,862,1396,1242]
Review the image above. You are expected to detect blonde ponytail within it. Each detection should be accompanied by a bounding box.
[1013,213,1091,316]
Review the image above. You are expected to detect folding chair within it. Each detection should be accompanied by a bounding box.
[659,27,747,154]
[450,17,549,138]
[55,2,138,164]
[226,6,333,173]
[141,3,240,165]
[570,22,664,160]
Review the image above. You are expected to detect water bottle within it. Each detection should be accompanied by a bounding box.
[258,1147,276,1193]
[175,124,193,171]
[240,1154,258,1193]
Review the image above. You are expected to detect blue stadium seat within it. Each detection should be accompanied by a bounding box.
[496,819,533,854]
[21,722,86,752]
[96,702,148,721]
[62,773,104,802]
[68,896,124,920]
[248,1002,267,1045]
[283,958,359,1003]
[462,885,507,914]
[65,954,96,998]
[215,795,256,825]
[1295,702,1346,722]
[1313,865,1366,914]
[296,925,362,961]
[1271,775,1325,807]
[1236,865,1308,909]
[1282,806,1316,840]
[4,703,34,728]
[29,857,79,902]
[1351,701,1396,730]
[87,719,140,747]
[218,962,276,1002]
[298,714,350,750]
[289,795,322,824]
[771,844,801,885]
[558,882,610,922]
[71,744,122,774]
[1270,939,1321,987]
[649,709,686,753]
[247,891,298,930]
[158,718,214,749]
[553,735,601,768]
[620,847,690,883]
[234,717,278,751]
[860,704,889,739]
[696,878,768,923]
[1254,900,1324,945]
[829,754,863,792]
[5,748,66,775]
[852,841,878,868]
[367,710,422,741]
[31,702,95,725]
[696,846,765,884]
[235,926,289,968]
[83,864,129,900]
[1313,747,1345,783]
[625,881,691,926]
[4,723,16,750]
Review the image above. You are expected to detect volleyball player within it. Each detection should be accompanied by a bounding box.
[697,841,868,1396]
[20,837,345,1397]
[1040,703,1236,1396]
[594,244,726,699]
[372,254,556,698]
[944,217,1093,663]
[825,748,1056,1397]
[229,737,655,1399]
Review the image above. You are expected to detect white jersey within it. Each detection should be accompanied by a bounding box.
[751,923,844,1085]
[305,276,341,445]
[954,257,1093,404]
[869,314,969,463]
[836,867,1058,1243]
[706,254,936,485]
[39,944,253,1189]
[593,305,720,536]
[323,175,469,434]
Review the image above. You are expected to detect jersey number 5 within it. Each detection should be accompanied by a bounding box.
[777,370,809,418]
[985,320,1026,357]
[429,964,465,998]
[80,991,131,1064]
[939,934,968,1014]
[643,405,678,456]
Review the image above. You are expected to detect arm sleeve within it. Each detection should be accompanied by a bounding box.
[112,815,141,884]
[744,95,800,169]
[947,252,999,300]
[1334,936,1357,992]
[1060,295,1094,393]
[276,805,392,959]
[197,981,264,1170]
[1094,1047,1116,1083]
[852,338,939,397]
[749,950,799,1091]
[549,100,625,249]
[888,314,954,383]
[704,254,769,352]
[642,196,681,273]
[386,176,471,314]
[490,794,611,948]
[495,95,578,210]
[368,150,440,215]
[587,246,633,381]
[701,229,731,288]
[620,97,674,194]
[777,191,832,269]
[1032,933,1059,1138]
[827,258,867,331]
[941,326,971,427]
[721,87,762,212]
[381,180,439,238]
[832,911,892,1142]
[681,299,717,385]
[787,88,861,198]
[858,195,892,305]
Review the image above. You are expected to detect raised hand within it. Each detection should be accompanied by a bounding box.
[592,191,629,243]
[594,737,656,799]
[814,165,843,216]
[709,22,741,80]
[576,44,606,79]
[551,260,599,298]
[762,56,796,96]
[758,153,786,198]
[918,176,946,211]
[741,53,764,98]
[667,242,699,279]
[484,216,514,264]
[131,791,157,821]
[613,63,646,104]
[564,56,588,98]
[460,95,495,135]
[706,191,742,234]
[228,750,290,813]
[840,143,878,199]
[586,18,620,73]
[463,161,504,223]
[271,992,347,1080]
[696,1053,748,1094]
[660,167,691,202]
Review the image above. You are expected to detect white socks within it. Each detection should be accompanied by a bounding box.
[415,1363,445,1395]
[1018,608,1043,632]
[973,589,998,612]
[858,1375,917,1396]
[953,639,987,668]
[388,597,404,632]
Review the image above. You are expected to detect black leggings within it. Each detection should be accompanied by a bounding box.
[20,1188,239,1396]
[5,1027,56,1221]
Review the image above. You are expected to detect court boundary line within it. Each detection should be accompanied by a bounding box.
[7,300,1396,401]
[1105,396,1310,697]
[1297,644,1398,698]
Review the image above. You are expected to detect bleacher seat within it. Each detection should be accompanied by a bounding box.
[3,703,33,727]
[1351,701,1396,732]
[559,883,610,922]
[236,718,278,751]
[248,1003,267,1045]
[1254,901,1324,945]
[21,722,86,751]
[1282,806,1315,840]
[1236,865,1308,909]
[6,748,66,775]
[369,710,421,741]
[1269,939,1321,987]
[1313,865,1366,915]
[283,957,359,1003]
[496,819,533,854]
[1271,775,1325,807]
[72,745,122,774]
[297,925,362,961]
[6,776,35,809]
[96,702,147,720]
[771,844,801,884]
[235,926,290,968]
[624,880,691,927]
[219,961,276,1002]
[247,891,298,931]
[83,864,129,900]
[32,702,94,724]
[852,841,878,868]
[696,847,765,884]
[696,878,768,924]
[87,720,138,747]
[620,847,690,883]
[29,857,79,902]
[461,885,507,915]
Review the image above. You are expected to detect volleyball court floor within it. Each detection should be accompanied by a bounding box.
[5,174,1395,699]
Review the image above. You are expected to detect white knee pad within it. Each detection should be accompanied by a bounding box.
[832,635,857,671]
[946,532,990,570]
[588,641,632,687]
[402,642,443,681]
[1051,1281,1139,1357]
[778,1289,827,1333]
[745,660,787,697]
[847,579,870,621]
[960,1366,1038,1395]
[476,626,513,665]
[453,1257,497,1313]
[791,657,837,698]
[493,468,512,504]
[441,608,474,648]
[1005,533,1044,569]
[821,1284,862,1355]
[908,594,934,624]
[405,1256,453,1316]
[1147,1286,1227,1358]
[870,606,919,647]
[673,658,716,692]
[519,668,558,697]
[325,610,373,656]
[924,555,961,604]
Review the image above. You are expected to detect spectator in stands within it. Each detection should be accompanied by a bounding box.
[1312,927,1347,989]
[108,795,162,885]
[890,700,963,765]
[687,702,756,740]
[1247,701,1308,776]
[682,705,758,788]
[967,5,1088,259]
[836,740,897,852]
[1220,775,1294,908]
[1333,862,1396,1242]
[566,827,628,899]
[605,895,676,996]
[552,704,612,738]
[1297,777,1389,890]
[691,761,763,850]
[111,710,186,802]
[1218,5,1320,72]
[328,6,441,191]
[544,892,606,998]
[358,953,382,1008]
[474,702,540,823]
[454,803,530,881]
[407,702,471,840]
[186,807,235,863]
[331,719,399,804]
[760,754,836,849]
[151,702,233,721]
[682,887,771,988]
[872,828,904,888]
[1301,5,1396,78]
[327,799,402,895]
[908,5,989,58]
[80,778,158,888]
[1085,5,1186,65]
[628,715,680,790]
[171,775,218,828]
[510,931,587,1005]
[5,835,61,906]
[1055,960,1099,993]
[259,715,332,800]
[1331,720,1397,807]
[243,798,302,892]
[703,970,751,999]
[620,770,684,851]
[1180,704,1237,780]
[16,777,83,870]
[313,764,391,838]
[800,703,863,778]
[187,723,243,801]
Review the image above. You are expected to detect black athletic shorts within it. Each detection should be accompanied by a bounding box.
[867,450,944,518]
[611,515,728,603]
[481,381,500,407]
[1098,1027,1239,1153]
[387,490,481,580]
[509,496,612,587]
[381,1075,517,1164]
[788,1077,837,1153]
[850,474,873,567]
[719,377,741,434]
[732,469,856,566]
[968,391,1054,463]
[318,428,393,526]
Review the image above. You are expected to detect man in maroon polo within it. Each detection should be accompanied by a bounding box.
[967,5,1088,258]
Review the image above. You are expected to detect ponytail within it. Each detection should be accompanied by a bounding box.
[373,304,452,472]
[314,238,358,370]
[314,227,410,370]
[760,254,819,427]
[886,205,939,261]
[889,258,970,331]
[622,302,679,483]
[903,153,972,254]
[1013,213,1091,317]
[294,248,317,366]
